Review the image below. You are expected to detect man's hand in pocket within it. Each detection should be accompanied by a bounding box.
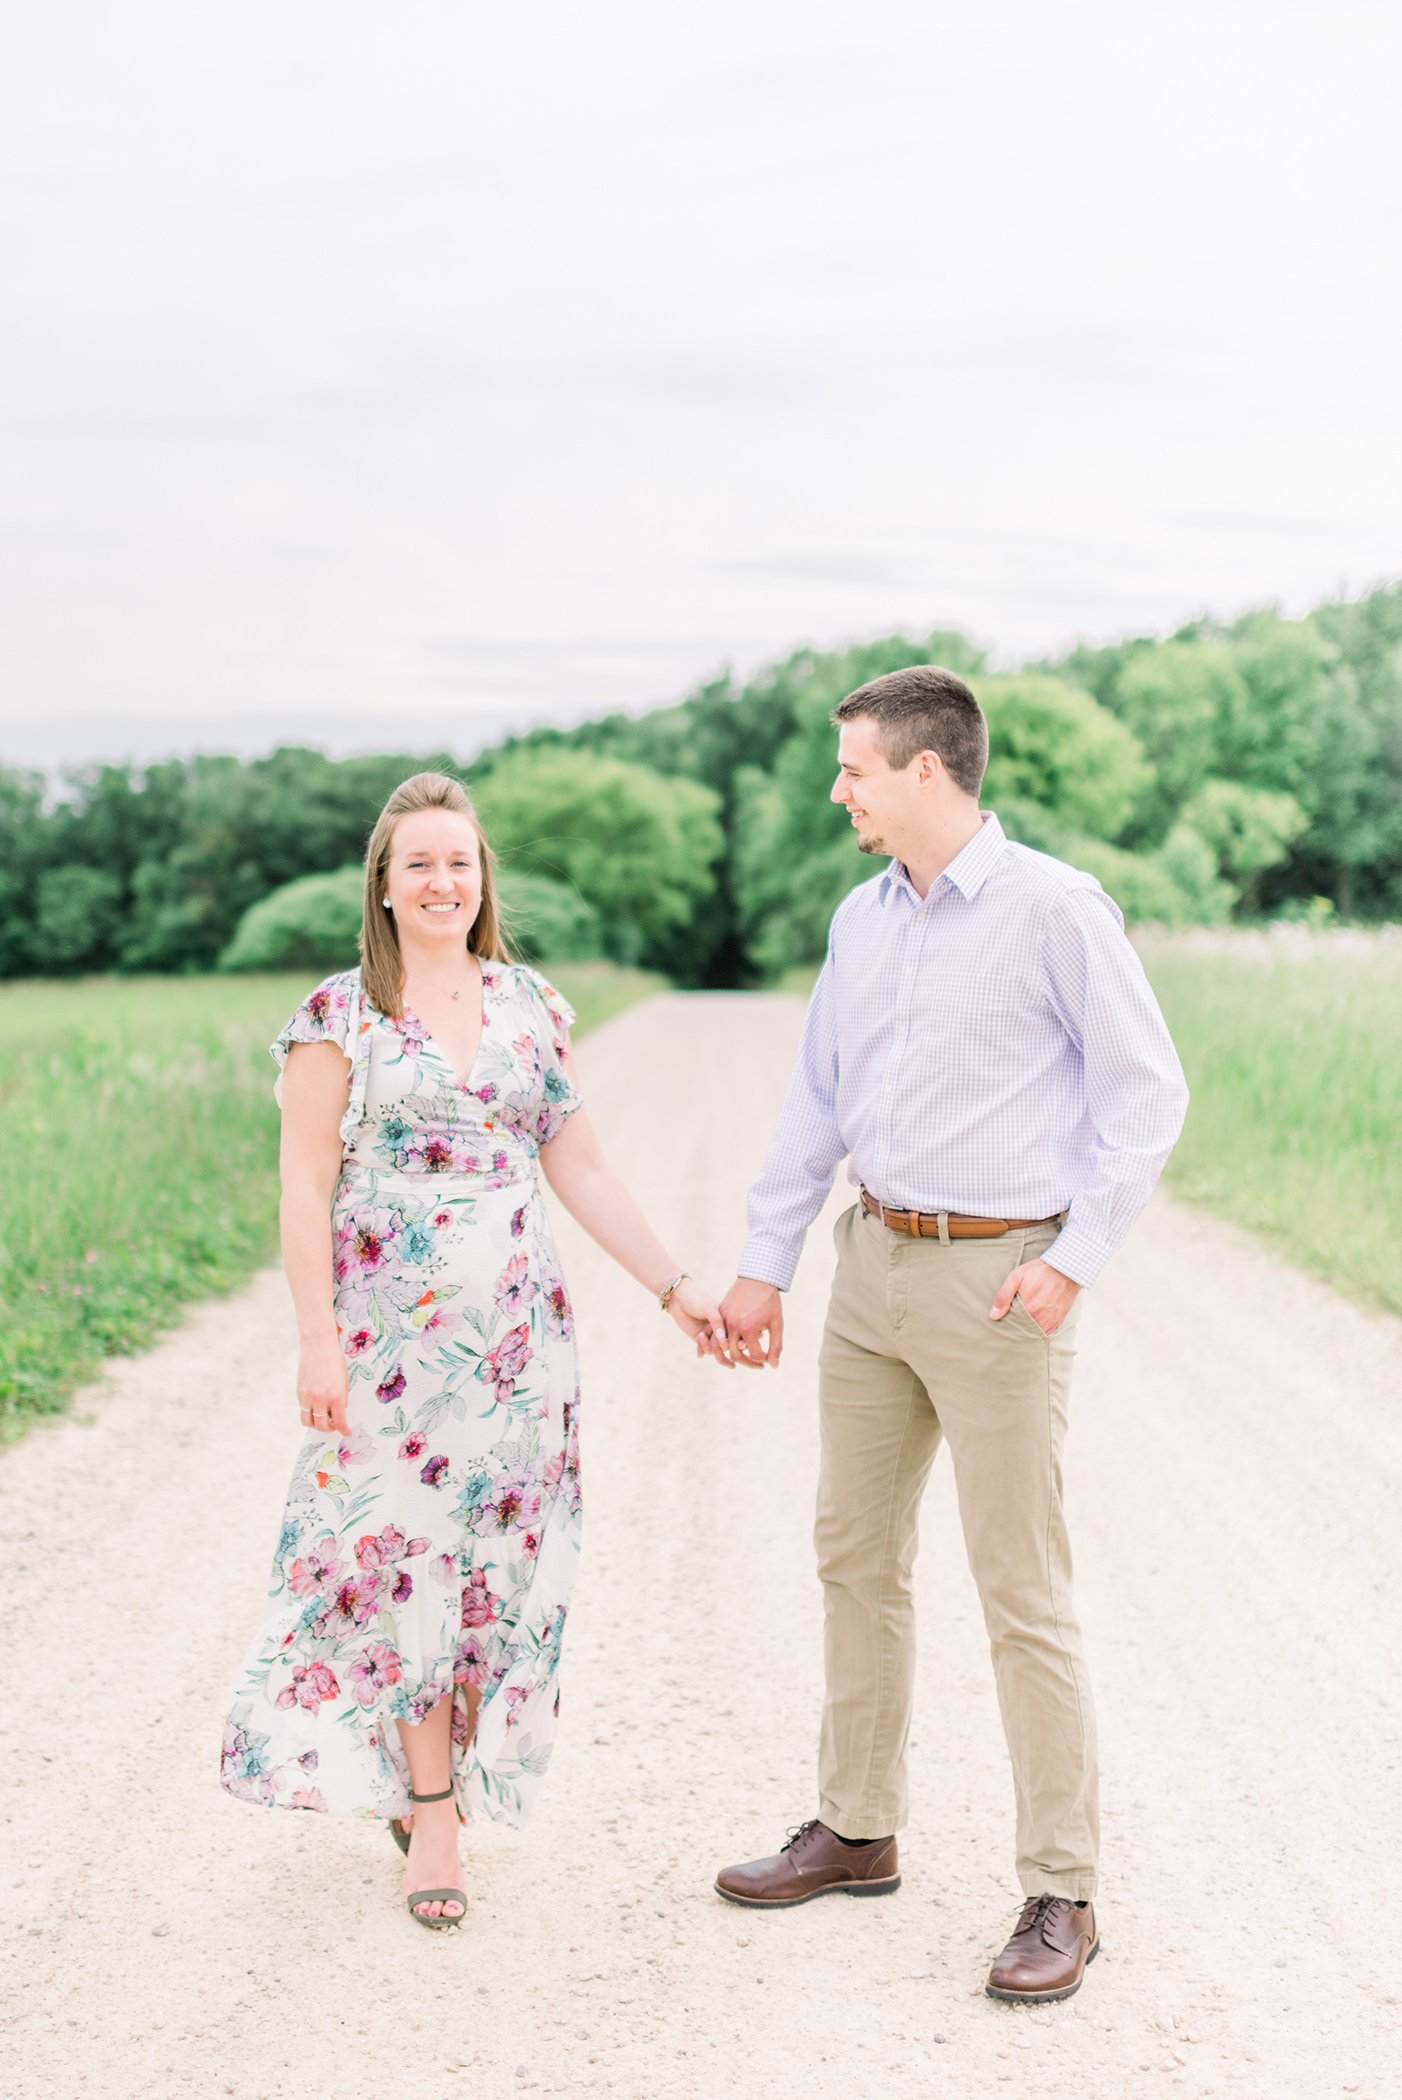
[990,1258,1081,1336]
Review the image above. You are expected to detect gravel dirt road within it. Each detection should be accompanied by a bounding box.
[3,991,1400,2100]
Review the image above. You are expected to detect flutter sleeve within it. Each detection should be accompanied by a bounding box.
[522,969,583,1144]
[270,969,370,1147]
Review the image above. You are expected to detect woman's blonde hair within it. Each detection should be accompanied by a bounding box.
[360,772,512,1017]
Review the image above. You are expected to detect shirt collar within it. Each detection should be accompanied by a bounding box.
[880,811,1008,907]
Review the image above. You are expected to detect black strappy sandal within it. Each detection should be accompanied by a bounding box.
[397,1784,467,1931]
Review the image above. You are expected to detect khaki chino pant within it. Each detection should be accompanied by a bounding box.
[815,1201,1098,1899]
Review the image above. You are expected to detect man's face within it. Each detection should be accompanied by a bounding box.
[831,718,917,856]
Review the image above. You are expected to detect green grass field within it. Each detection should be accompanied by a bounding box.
[0,961,663,1441]
[1139,933,1402,1316]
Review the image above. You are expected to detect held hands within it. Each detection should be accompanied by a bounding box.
[989,1256,1081,1337]
[709,1277,784,1370]
[665,1276,730,1357]
[297,1333,350,1438]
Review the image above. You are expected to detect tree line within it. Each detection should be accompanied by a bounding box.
[2,579,1400,986]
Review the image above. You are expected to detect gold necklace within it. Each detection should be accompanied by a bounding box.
[407,959,476,1002]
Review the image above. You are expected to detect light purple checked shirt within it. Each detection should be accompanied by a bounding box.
[739,813,1189,1292]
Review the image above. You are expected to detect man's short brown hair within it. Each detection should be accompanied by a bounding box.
[831,665,988,796]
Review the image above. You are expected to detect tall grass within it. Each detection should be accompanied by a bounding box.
[1139,931,1402,1316]
[0,976,300,1439]
[0,961,663,1441]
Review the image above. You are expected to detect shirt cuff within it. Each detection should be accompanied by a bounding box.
[1038,1220,1113,1289]
[736,1236,798,1293]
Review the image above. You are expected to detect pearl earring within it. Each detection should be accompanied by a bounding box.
[382,898,392,909]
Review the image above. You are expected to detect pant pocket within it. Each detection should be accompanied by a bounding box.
[1005,1291,1057,1339]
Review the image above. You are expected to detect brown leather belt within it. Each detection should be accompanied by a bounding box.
[860,1189,1063,1239]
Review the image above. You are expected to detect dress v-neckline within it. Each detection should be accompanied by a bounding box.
[403,965,493,1090]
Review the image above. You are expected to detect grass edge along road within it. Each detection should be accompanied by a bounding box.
[0,960,662,1442]
[1137,930,1402,1320]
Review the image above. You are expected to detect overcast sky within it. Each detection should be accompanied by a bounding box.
[2,0,1399,767]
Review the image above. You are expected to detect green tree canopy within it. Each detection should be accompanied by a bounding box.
[5,581,1402,983]
[220,866,365,974]
[471,749,723,966]
[977,675,1152,840]
[1179,780,1308,906]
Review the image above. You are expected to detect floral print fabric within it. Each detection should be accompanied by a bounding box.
[221,962,583,1829]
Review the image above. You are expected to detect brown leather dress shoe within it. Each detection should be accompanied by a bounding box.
[986,1894,1099,2002]
[714,1819,900,1907]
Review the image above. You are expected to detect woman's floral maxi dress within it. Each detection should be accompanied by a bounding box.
[221,962,583,1829]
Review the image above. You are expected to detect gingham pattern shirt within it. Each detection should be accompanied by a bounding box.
[739,813,1188,1291]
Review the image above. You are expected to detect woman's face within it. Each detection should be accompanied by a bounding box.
[384,809,483,952]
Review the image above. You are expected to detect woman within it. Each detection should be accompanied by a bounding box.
[221,771,723,1928]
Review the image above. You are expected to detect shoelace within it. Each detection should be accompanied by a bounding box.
[1013,1893,1071,1940]
[781,1819,822,1854]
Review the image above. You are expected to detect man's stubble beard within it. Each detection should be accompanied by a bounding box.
[857,833,885,856]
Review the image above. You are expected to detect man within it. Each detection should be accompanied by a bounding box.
[711,664,1187,2002]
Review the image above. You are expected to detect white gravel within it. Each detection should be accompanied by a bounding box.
[2,990,1400,2100]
